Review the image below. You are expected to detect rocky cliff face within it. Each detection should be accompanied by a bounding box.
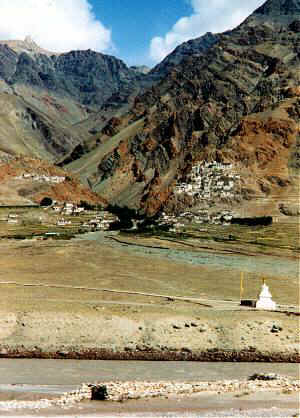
[150,32,219,79]
[0,0,298,215]
[254,0,300,16]
[3,47,139,108]
[0,41,144,163]
[77,0,299,216]
[69,31,220,146]
[0,36,58,57]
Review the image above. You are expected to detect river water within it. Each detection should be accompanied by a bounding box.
[0,360,299,418]
[0,360,298,390]
[0,359,299,418]
[75,231,299,279]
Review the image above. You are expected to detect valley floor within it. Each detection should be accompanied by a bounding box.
[0,222,299,415]
[0,223,299,361]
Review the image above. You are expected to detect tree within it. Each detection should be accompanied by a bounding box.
[40,197,53,207]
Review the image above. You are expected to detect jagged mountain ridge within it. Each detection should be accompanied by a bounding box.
[0,36,59,57]
[1,46,140,108]
[67,0,299,216]
[150,32,219,79]
[0,0,299,215]
[67,31,221,157]
[0,41,145,162]
[0,27,227,163]
[255,0,300,15]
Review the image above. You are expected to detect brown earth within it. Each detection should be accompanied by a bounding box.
[75,33,300,216]
[0,156,105,206]
[0,229,298,361]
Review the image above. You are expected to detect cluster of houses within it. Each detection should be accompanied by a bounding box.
[174,161,241,201]
[80,214,115,231]
[6,213,19,224]
[52,202,85,216]
[157,209,235,232]
[56,218,72,227]
[56,216,114,230]
[153,161,243,232]
[1,197,117,233]
[15,173,66,184]
[52,204,116,231]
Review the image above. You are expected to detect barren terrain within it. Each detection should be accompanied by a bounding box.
[0,360,299,417]
[0,219,299,361]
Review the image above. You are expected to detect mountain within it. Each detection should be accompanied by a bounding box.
[0,40,145,163]
[65,0,299,216]
[3,46,139,108]
[150,32,219,79]
[254,0,300,16]
[0,36,58,57]
[0,31,220,164]
[0,91,82,161]
[131,65,151,75]
[65,31,221,160]
[0,0,299,215]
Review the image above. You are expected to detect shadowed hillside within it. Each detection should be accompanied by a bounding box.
[66,0,299,217]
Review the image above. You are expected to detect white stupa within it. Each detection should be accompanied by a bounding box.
[256,282,276,310]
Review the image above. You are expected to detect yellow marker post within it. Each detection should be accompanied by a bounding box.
[240,272,244,300]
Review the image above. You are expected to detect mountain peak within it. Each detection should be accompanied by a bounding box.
[0,37,59,57]
[24,35,35,44]
[130,65,151,75]
[254,0,300,15]
[241,0,300,28]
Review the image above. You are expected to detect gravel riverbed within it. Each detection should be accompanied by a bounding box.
[0,375,299,413]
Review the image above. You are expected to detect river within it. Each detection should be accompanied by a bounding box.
[75,231,299,279]
[0,360,298,390]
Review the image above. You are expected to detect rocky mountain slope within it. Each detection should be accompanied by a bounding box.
[67,0,299,217]
[63,30,222,160]
[150,32,219,79]
[0,0,298,215]
[0,28,236,165]
[0,155,104,206]
[0,36,58,57]
[0,91,84,161]
[0,39,147,164]
[0,42,139,108]
[70,31,221,145]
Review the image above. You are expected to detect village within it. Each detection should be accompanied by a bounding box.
[15,172,66,184]
[174,161,241,203]
[0,169,119,236]
[0,162,244,236]
[156,161,242,232]
[0,200,118,239]
[50,202,116,231]
[3,162,243,236]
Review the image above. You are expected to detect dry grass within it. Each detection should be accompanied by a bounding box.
[0,233,298,314]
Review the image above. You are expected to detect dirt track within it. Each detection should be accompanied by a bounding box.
[0,231,299,361]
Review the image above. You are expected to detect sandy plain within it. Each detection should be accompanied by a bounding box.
[0,222,299,416]
[0,225,299,361]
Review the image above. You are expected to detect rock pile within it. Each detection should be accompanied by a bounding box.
[0,375,298,411]
[87,376,299,402]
